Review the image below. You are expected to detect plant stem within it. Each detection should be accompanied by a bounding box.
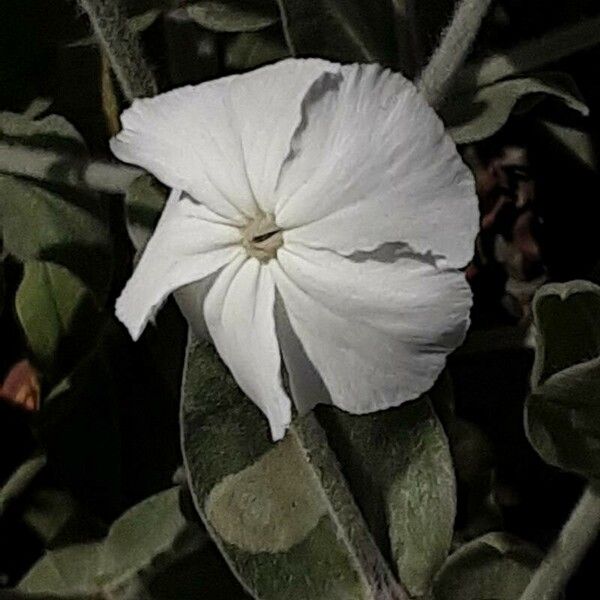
[77,0,157,101]
[519,483,600,600]
[0,142,142,194]
[416,0,492,108]
[454,15,600,93]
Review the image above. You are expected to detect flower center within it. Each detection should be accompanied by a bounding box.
[241,212,283,263]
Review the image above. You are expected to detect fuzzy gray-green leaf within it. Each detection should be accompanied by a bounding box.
[530,280,600,387]
[181,336,406,600]
[432,532,541,600]
[187,0,279,32]
[16,261,102,379]
[317,398,455,597]
[19,487,202,596]
[444,73,589,144]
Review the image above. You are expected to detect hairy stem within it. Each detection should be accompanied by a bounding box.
[77,0,157,101]
[454,14,600,93]
[519,483,600,600]
[416,0,492,108]
[0,142,142,194]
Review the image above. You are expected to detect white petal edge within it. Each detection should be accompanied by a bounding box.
[271,246,471,413]
[116,189,242,340]
[111,58,340,221]
[274,62,478,268]
[204,255,291,440]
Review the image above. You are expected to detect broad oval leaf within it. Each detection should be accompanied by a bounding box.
[225,30,290,71]
[187,0,279,32]
[0,455,46,517]
[0,111,112,299]
[19,487,204,596]
[276,0,398,66]
[316,398,456,598]
[181,336,406,600]
[444,73,589,145]
[526,357,600,479]
[432,532,541,600]
[525,281,600,479]
[530,280,600,387]
[16,261,103,380]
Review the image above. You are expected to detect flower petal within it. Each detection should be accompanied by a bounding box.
[116,190,242,340]
[275,63,478,268]
[111,58,338,220]
[274,295,331,415]
[270,245,471,413]
[204,255,291,440]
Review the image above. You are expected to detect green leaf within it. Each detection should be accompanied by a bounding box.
[187,0,279,32]
[0,177,111,301]
[21,487,106,548]
[0,455,46,517]
[530,280,600,387]
[276,0,397,66]
[525,281,600,479]
[432,532,541,600]
[535,117,596,171]
[181,336,404,600]
[444,73,589,145]
[125,174,168,252]
[225,30,290,71]
[16,261,103,379]
[0,111,112,299]
[128,8,161,32]
[19,540,103,596]
[0,110,85,154]
[526,356,600,479]
[316,398,456,597]
[19,487,205,596]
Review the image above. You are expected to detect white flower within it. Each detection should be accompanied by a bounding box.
[111,58,478,441]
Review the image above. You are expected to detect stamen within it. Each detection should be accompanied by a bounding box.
[241,212,283,262]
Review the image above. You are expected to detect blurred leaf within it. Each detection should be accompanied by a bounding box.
[163,10,220,86]
[16,262,102,380]
[530,281,600,387]
[187,0,279,32]
[0,111,112,299]
[432,532,541,600]
[0,455,46,517]
[128,8,161,32]
[0,110,85,154]
[19,541,102,596]
[276,0,397,65]
[225,29,290,71]
[317,398,456,597]
[535,117,596,171]
[19,487,204,597]
[525,281,600,479]
[182,336,403,599]
[444,73,589,145]
[527,356,600,479]
[125,174,167,252]
[21,487,106,548]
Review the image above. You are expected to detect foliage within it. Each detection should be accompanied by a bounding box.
[1,1,600,599]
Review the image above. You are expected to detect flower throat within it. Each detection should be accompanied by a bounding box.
[241,212,283,263]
